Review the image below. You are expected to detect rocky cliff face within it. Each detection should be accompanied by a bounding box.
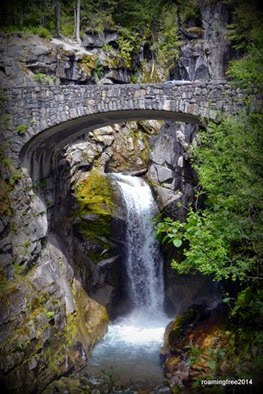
[0,30,133,88]
[173,2,230,81]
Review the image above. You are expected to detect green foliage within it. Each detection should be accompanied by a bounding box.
[227,35,263,87]
[179,0,199,23]
[155,4,181,71]
[226,0,263,51]
[188,345,202,366]
[155,113,263,282]
[78,55,97,77]
[117,27,140,68]
[92,60,104,81]
[226,0,263,87]
[113,0,163,31]
[60,20,74,38]
[17,124,28,135]
[2,25,52,39]
[232,287,263,327]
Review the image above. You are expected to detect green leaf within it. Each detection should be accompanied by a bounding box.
[173,239,182,248]
[207,359,216,370]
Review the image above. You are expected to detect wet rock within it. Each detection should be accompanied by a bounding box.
[161,303,237,389]
[164,271,221,316]
[154,186,182,210]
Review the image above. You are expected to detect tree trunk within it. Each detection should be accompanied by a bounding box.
[41,0,47,27]
[55,1,61,38]
[75,0,81,44]
[73,1,77,38]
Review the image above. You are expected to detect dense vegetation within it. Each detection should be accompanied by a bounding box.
[155,0,263,382]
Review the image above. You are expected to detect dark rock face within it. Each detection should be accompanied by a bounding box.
[82,30,119,49]
[72,213,127,318]
[147,122,198,220]
[174,3,230,81]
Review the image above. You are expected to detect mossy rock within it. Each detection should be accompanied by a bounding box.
[77,216,112,246]
[0,179,12,217]
[74,169,114,216]
[162,305,205,355]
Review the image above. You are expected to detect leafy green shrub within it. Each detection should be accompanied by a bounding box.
[92,61,104,80]
[232,288,263,326]
[226,0,263,88]
[227,32,263,87]
[61,19,74,37]
[155,113,263,282]
[78,55,97,77]
[33,26,52,39]
[117,27,140,68]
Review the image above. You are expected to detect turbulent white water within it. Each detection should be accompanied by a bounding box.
[86,174,169,388]
[114,174,165,312]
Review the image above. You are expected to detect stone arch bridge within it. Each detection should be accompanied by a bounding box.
[3,81,244,179]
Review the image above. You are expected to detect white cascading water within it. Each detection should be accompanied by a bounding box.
[115,173,164,312]
[86,174,169,388]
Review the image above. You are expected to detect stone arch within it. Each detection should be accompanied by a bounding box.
[20,109,203,180]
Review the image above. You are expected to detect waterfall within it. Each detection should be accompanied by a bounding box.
[87,174,169,388]
[112,174,164,315]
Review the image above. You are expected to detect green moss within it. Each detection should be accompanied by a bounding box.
[34,72,57,85]
[75,170,114,215]
[17,124,28,135]
[0,179,12,217]
[76,216,113,263]
[0,267,8,290]
[169,307,198,343]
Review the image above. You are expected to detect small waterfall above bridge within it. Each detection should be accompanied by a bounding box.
[86,174,169,388]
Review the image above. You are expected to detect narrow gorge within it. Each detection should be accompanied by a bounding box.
[0,1,262,393]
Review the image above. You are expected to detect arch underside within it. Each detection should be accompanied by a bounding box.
[20,109,203,180]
